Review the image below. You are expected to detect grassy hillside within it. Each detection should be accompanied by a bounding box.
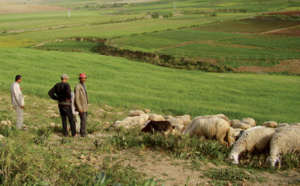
[0,47,299,124]
[0,1,300,185]
[1,0,299,72]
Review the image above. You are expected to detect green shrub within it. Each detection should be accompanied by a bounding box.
[151,13,160,19]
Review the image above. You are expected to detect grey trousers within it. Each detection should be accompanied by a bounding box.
[15,106,23,130]
[79,112,87,136]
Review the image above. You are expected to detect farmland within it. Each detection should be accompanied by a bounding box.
[0,0,300,185]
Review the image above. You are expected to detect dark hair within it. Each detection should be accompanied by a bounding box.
[15,75,22,82]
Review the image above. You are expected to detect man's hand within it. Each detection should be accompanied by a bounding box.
[66,98,71,102]
[79,110,83,113]
[20,87,23,91]
[20,105,25,109]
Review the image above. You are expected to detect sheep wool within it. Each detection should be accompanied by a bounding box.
[164,115,173,120]
[268,125,300,168]
[262,121,277,128]
[232,122,251,130]
[188,118,235,146]
[175,115,192,126]
[241,118,256,127]
[228,127,276,164]
[115,114,149,129]
[148,114,165,121]
[182,114,227,134]
[276,123,289,128]
[230,119,241,127]
[127,110,145,117]
[167,118,184,125]
[143,109,151,114]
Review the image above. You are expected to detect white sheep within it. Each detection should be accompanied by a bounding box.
[148,114,165,121]
[167,117,184,125]
[276,123,289,128]
[188,118,235,146]
[164,115,173,120]
[233,128,243,139]
[143,109,151,114]
[241,118,256,127]
[172,124,185,132]
[114,114,149,129]
[182,114,228,134]
[175,115,191,126]
[262,121,277,128]
[228,126,275,165]
[267,125,300,168]
[127,110,145,117]
[230,119,241,127]
[232,122,251,130]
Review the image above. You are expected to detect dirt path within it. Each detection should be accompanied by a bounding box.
[0,2,68,14]
[260,25,300,35]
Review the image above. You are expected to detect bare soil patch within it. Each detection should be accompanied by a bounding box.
[235,59,300,74]
[267,26,300,37]
[267,11,300,16]
[97,149,300,185]
[193,16,300,34]
[0,2,68,14]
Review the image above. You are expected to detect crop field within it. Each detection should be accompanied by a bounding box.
[0,0,300,185]
[1,47,299,125]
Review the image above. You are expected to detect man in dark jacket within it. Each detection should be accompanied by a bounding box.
[48,74,77,137]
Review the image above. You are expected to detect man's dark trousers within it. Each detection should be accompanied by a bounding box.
[59,105,76,136]
[79,112,87,137]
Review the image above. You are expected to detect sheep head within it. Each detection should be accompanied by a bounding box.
[228,153,239,164]
[267,156,280,168]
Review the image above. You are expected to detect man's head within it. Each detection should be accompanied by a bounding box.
[15,75,22,83]
[78,73,87,84]
[61,74,70,82]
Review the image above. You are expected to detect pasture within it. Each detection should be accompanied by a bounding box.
[0,0,300,185]
[1,47,300,124]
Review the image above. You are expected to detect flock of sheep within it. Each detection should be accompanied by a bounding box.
[114,110,300,168]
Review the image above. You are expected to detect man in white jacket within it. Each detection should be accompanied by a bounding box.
[11,75,25,130]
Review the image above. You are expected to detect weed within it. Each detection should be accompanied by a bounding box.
[282,152,300,170]
[0,125,19,137]
[205,167,266,184]
[93,139,102,149]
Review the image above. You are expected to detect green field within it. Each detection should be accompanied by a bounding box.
[1,47,299,124]
[0,0,300,185]
[0,0,299,122]
[1,0,299,70]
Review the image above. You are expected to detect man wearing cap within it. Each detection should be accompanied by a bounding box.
[11,75,25,130]
[74,73,88,137]
[48,74,77,137]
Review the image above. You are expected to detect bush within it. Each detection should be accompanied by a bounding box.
[151,13,159,19]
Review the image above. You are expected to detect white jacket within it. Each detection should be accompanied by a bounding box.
[11,82,24,107]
